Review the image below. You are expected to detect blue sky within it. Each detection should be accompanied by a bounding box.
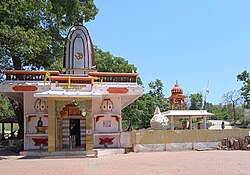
[86,0,250,104]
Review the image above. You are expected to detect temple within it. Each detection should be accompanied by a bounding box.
[168,80,187,110]
[164,81,214,130]
[0,25,143,152]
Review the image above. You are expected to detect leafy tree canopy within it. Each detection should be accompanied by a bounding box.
[0,95,15,118]
[189,93,203,110]
[122,79,169,129]
[95,47,142,84]
[237,70,250,108]
[0,0,98,70]
[0,0,98,137]
[94,47,163,130]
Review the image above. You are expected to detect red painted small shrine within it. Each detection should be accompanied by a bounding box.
[168,81,187,110]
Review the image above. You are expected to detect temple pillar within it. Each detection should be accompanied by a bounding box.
[189,116,192,130]
[48,100,56,152]
[203,116,207,129]
[85,102,93,151]
[56,119,62,150]
[10,123,13,137]
[1,123,4,140]
[171,116,174,130]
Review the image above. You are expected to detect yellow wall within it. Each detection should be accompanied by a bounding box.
[48,100,56,152]
[132,129,249,144]
[85,101,93,151]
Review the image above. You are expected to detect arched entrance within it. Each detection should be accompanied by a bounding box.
[58,103,86,150]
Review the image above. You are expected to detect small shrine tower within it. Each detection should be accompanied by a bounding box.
[64,25,95,75]
[168,81,186,110]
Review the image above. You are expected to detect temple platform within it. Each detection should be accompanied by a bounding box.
[20,150,91,159]
[19,148,127,158]
[93,148,126,157]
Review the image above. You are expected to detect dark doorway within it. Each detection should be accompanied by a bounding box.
[70,119,81,147]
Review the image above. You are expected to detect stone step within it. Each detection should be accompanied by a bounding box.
[20,149,125,159]
[93,148,125,157]
[20,150,95,159]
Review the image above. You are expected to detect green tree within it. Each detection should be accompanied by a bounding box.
[0,0,98,137]
[189,93,203,110]
[207,103,231,120]
[95,47,136,73]
[222,90,243,125]
[237,70,250,108]
[206,100,244,125]
[0,0,98,70]
[122,79,169,129]
[94,47,143,83]
[0,95,15,118]
[94,47,158,129]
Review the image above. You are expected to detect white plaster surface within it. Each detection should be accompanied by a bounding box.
[165,143,193,151]
[134,144,166,153]
[120,132,132,148]
[134,142,220,152]
[150,107,170,130]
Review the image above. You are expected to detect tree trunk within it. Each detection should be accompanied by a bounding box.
[9,99,24,139]
[9,56,24,138]
[12,55,22,70]
[233,101,236,125]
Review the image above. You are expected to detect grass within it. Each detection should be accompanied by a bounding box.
[0,123,19,132]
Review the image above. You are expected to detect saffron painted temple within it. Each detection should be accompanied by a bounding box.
[0,25,143,152]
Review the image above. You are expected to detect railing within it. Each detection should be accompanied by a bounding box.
[89,72,138,83]
[50,76,92,91]
[3,70,139,84]
[4,70,60,81]
[50,76,93,85]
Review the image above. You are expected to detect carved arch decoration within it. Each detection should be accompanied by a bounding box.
[55,101,90,118]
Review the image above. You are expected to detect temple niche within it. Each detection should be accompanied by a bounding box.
[150,107,170,130]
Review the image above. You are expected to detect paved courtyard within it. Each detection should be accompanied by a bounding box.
[0,150,249,175]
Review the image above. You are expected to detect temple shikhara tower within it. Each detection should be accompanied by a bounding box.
[0,25,143,153]
[168,81,187,110]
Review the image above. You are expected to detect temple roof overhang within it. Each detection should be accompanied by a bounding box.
[34,90,101,98]
[162,110,214,118]
[168,94,187,99]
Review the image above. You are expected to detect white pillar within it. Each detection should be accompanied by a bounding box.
[189,116,192,130]
[171,116,174,130]
[119,115,122,132]
[203,116,207,129]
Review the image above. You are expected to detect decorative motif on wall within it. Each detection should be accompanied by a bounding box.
[56,101,89,118]
[60,104,81,118]
[27,114,48,122]
[99,137,114,147]
[101,98,113,112]
[13,85,37,91]
[107,87,128,94]
[96,115,104,122]
[103,120,111,127]
[32,138,48,146]
[34,98,47,113]
[111,115,120,122]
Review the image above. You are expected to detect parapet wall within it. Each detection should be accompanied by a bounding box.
[131,129,250,152]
